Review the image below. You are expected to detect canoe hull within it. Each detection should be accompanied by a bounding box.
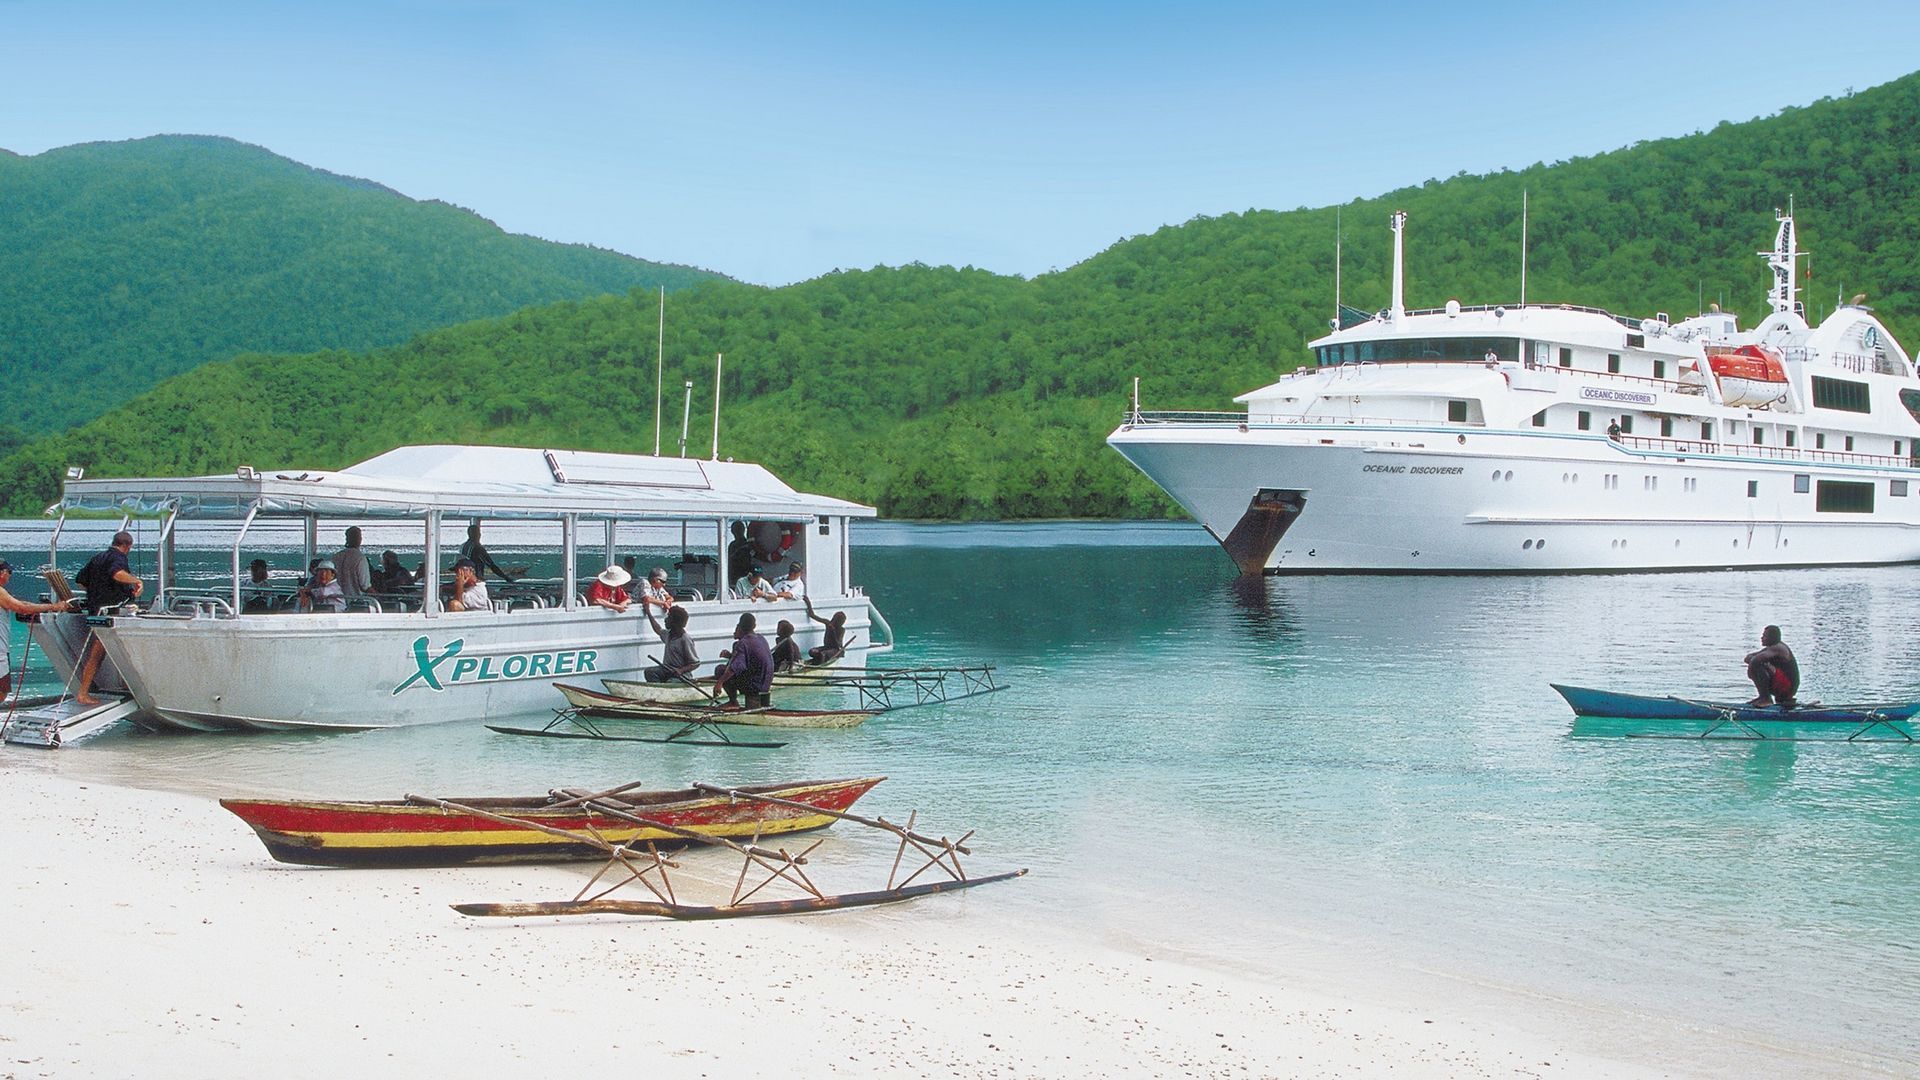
[220,776,884,867]
[556,683,876,728]
[1552,684,1920,739]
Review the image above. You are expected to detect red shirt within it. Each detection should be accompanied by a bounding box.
[587,581,629,607]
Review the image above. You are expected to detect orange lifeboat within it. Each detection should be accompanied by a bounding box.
[1705,344,1789,407]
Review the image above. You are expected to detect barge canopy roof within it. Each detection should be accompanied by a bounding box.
[57,445,877,521]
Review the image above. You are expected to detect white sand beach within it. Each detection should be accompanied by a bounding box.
[0,759,1883,1079]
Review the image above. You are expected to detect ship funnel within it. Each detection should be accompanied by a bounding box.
[1389,210,1407,321]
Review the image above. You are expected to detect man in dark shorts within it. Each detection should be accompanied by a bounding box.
[1744,625,1799,707]
[74,531,144,705]
[713,612,773,707]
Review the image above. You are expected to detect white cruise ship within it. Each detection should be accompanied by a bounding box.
[1108,210,1920,573]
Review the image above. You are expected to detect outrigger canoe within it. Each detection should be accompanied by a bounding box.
[221,776,884,867]
[554,682,878,728]
[1551,684,1920,741]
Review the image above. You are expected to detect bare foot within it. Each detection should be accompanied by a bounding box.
[75,695,102,707]
[1747,696,1773,707]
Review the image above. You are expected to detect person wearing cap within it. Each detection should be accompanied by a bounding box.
[74,531,143,705]
[447,558,490,612]
[298,560,346,613]
[587,565,631,613]
[639,566,675,615]
[0,560,79,701]
[771,562,806,602]
[734,566,774,602]
[713,612,773,707]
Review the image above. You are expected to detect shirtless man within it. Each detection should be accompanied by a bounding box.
[0,560,78,700]
[1744,625,1799,707]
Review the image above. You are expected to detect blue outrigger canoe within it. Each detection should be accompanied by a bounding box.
[1551,684,1920,741]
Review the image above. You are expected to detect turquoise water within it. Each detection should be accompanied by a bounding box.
[5,521,1919,1066]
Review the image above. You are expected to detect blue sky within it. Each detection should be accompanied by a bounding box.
[7,1,1920,286]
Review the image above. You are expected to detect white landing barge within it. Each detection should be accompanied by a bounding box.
[25,445,890,732]
[1109,210,1920,573]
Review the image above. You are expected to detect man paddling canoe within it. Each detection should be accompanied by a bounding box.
[1744,625,1800,708]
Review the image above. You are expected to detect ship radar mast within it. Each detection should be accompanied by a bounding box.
[1388,210,1407,322]
[1761,199,1805,318]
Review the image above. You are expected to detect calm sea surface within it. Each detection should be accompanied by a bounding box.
[5,519,1918,1067]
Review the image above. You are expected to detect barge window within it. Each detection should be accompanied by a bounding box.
[1607,353,1621,374]
[1812,376,1871,413]
[1816,480,1875,513]
[1577,411,1591,431]
[1447,400,1469,423]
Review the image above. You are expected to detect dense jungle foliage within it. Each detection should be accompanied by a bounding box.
[0,135,722,432]
[3,74,1917,519]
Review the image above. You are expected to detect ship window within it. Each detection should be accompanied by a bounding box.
[1660,417,1673,437]
[1348,337,1521,364]
[1627,333,1645,348]
[1901,389,1920,426]
[1654,360,1667,380]
[1619,416,1633,434]
[1447,400,1468,423]
[1816,480,1875,513]
[1816,433,1826,449]
[1812,376,1871,413]
[1577,411,1591,431]
[1532,411,1547,428]
[1794,475,1810,493]
[1785,430,1796,447]
[1702,422,1714,441]
[1753,428,1764,445]
[1607,354,1621,374]
[1559,347,1573,368]
[1748,480,1759,498]
[1845,436,1855,452]
[1894,480,1909,498]
[1898,441,1905,457]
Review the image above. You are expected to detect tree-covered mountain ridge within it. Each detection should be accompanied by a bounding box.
[4,73,1918,519]
[0,134,728,436]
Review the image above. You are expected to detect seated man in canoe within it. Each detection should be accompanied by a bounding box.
[1744,625,1799,708]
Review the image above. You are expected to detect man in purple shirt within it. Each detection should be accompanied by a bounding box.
[714,612,773,708]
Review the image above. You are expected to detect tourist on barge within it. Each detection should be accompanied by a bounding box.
[298,561,345,613]
[587,565,631,613]
[447,558,490,612]
[333,527,373,598]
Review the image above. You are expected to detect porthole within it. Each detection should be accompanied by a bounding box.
[1673,539,1681,548]
[1504,470,1514,481]
[1537,539,1547,549]
[1492,470,1502,482]
[1523,539,1534,550]
[1561,472,1570,483]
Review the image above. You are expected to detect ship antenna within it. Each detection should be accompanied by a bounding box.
[1334,206,1342,324]
[711,352,724,461]
[1519,189,1528,307]
[1761,200,1805,318]
[1388,210,1407,322]
[653,286,665,456]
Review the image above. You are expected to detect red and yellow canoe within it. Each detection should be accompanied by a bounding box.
[221,776,884,867]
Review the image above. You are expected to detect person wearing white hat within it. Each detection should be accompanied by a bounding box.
[587,564,631,613]
[299,559,346,613]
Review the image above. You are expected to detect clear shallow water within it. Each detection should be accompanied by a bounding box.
[5,521,1919,1067]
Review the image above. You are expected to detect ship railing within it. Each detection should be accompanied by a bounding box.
[1395,301,1645,330]
[1302,358,1690,392]
[1124,410,1484,429]
[1618,434,1917,468]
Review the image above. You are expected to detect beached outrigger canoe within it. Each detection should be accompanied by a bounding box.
[221,776,884,867]
[1551,683,1920,741]
[552,682,878,727]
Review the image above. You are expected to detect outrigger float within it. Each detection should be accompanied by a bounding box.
[1553,683,1920,741]
[491,663,1009,748]
[447,781,1025,922]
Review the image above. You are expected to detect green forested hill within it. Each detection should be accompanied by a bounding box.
[0,135,724,435]
[4,75,1918,520]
